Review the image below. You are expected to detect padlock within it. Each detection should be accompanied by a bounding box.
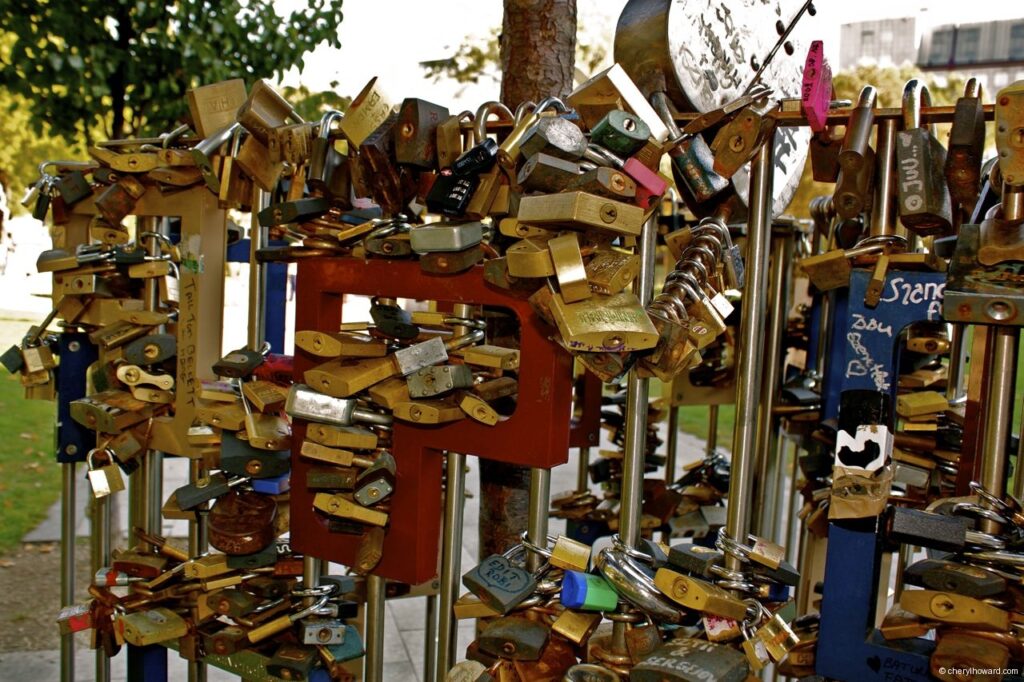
[354,525,386,574]
[306,465,358,491]
[86,449,125,499]
[212,346,265,379]
[551,609,602,647]
[395,97,450,168]
[834,86,877,220]
[518,191,645,237]
[585,249,638,295]
[295,330,387,359]
[266,643,318,681]
[653,569,747,620]
[560,570,618,611]
[506,237,556,278]
[899,590,1010,630]
[341,76,393,147]
[56,170,93,206]
[304,422,379,450]
[590,108,650,157]
[206,589,261,619]
[667,134,731,206]
[220,431,290,479]
[945,78,986,209]
[904,558,1006,598]
[392,399,464,424]
[567,165,637,200]
[462,545,540,614]
[477,616,550,662]
[298,617,347,646]
[895,79,953,235]
[203,625,249,656]
[547,232,591,303]
[451,138,499,176]
[436,110,472,170]
[94,175,146,225]
[391,335,449,374]
[455,344,519,370]
[459,393,499,425]
[667,544,723,578]
[71,391,152,433]
[308,110,344,192]
[409,221,483,253]
[237,79,300,145]
[406,364,473,399]
[582,143,667,206]
[358,111,413,215]
[565,63,670,142]
[367,377,412,409]
[369,298,419,340]
[518,116,587,162]
[173,473,248,510]
[186,78,247,137]
[801,40,832,133]
[630,637,750,682]
[258,197,330,228]
[354,452,396,506]
[517,153,583,193]
[234,135,283,192]
[304,356,396,398]
[497,96,568,167]
[549,290,658,353]
[312,492,388,527]
[117,608,188,647]
[710,99,775,178]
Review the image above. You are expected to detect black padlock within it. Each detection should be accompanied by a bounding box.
[896,79,953,235]
[220,432,290,479]
[123,334,176,366]
[369,298,418,340]
[212,347,265,378]
[451,139,499,176]
[477,616,550,661]
[57,170,93,206]
[257,197,330,227]
[266,643,318,680]
[945,77,986,211]
[904,558,1006,598]
[354,452,396,506]
[425,169,478,217]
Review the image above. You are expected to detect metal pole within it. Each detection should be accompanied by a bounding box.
[724,142,775,576]
[187,460,208,682]
[435,303,473,679]
[984,187,1022,530]
[435,451,466,679]
[91,494,111,682]
[60,464,76,682]
[946,324,967,404]
[752,229,792,537]
[364,574,386,682]
[423,593,438,682]
[706,405,719,457]
[526,468,551,572]
[665,406,680,484]
[618,216,658,549]
[248,189,269,351]
[870,119,897,238]
[576,447,591,493]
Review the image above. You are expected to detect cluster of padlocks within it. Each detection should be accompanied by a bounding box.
[7,0,1024,679]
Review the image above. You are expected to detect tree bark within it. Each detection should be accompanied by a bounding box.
[478,0,576,560]
[499,0,577,108]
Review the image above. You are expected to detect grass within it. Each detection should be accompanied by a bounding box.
[0,372,60,554]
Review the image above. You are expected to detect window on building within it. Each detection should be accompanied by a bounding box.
[881,30,893,47]
[956,27,981,63]
[861,29,877,54]
[1010,23,1024,60]
[929,29,954,64]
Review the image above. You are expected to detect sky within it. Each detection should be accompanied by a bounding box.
[271,1,1023,112]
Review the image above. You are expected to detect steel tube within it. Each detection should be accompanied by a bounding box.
[665,406,679,484]
[434,451,466,679]
[752,230,792,537]
[91,494,111,682]
[526,468,550,573]
[980,327,1017,534]
[423,593,438,682]
[618,216,658,549]
[706,405,719,457]
[187,460,208,682]
[870,119,898,238]
[576,447,591,493]
[248,188,269,351]
[725,142,775,575]
[365,574,386,682]
[60,464,76,682]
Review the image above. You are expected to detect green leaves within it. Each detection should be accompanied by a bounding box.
[0,0,345,140]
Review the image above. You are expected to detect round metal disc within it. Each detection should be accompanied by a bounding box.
[615,0,813,216]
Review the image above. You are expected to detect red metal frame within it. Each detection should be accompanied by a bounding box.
[291,257,588,583]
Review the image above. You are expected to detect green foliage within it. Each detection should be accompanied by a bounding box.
[0,88,77,212]
[420,27,607,86]
[786,64,968,218]
[0,373,59,554]
[0,1,344,141]
[281,84,352,123]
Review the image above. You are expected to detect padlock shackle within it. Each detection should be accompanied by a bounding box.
[317,110,344,139]
[964,76,982,101]
[854,85,878,111]
[473,101,514,141]
[902,79,934,132]
[534,96,569,115]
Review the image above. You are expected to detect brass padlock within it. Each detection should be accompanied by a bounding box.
[549,290,658,353]
[548,232,591,303]
[87,448,125,498]
[518,192,644,237]
[304,356,397,398]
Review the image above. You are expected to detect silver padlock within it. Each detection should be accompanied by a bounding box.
[409,221,484,254]
[391,336,448,376]
[406,364,473,398]
[298,616,347,645]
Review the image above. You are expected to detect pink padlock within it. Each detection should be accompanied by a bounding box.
[801,40,832,133]
[583,144,667,208]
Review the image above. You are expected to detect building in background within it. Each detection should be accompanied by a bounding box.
[839,18,919,70]
[919,20,1024,92]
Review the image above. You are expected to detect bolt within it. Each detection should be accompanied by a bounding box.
[400,122,414,138]
[622,117,637,132]
[66,444,78,456]
[68,341,81,352]
[1000,96,1010,106]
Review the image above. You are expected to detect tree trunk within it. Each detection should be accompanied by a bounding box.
[478,0,576,560]
[499,0,577,107]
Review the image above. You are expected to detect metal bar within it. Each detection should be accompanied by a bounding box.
[302,557,321,609]
[618,215,658,549]
[665,406,680,484]
[423,593,438,682]
[981,326,1017,534]
[870,119,898,238]
[526,468,550,573]
[187,460,208,682]
[60,464,76,682]
[365,574,386,682]
[946,324,967,404]
[434,451,466,679]
[706,405,719,457]
[91,494,111,682]
[725,141,775,576]
[576,446,591,493]
[248,188,269,351]
[752,229,792,537]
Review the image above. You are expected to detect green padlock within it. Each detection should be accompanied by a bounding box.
[560,570,619,611]
[590,109,651,158]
